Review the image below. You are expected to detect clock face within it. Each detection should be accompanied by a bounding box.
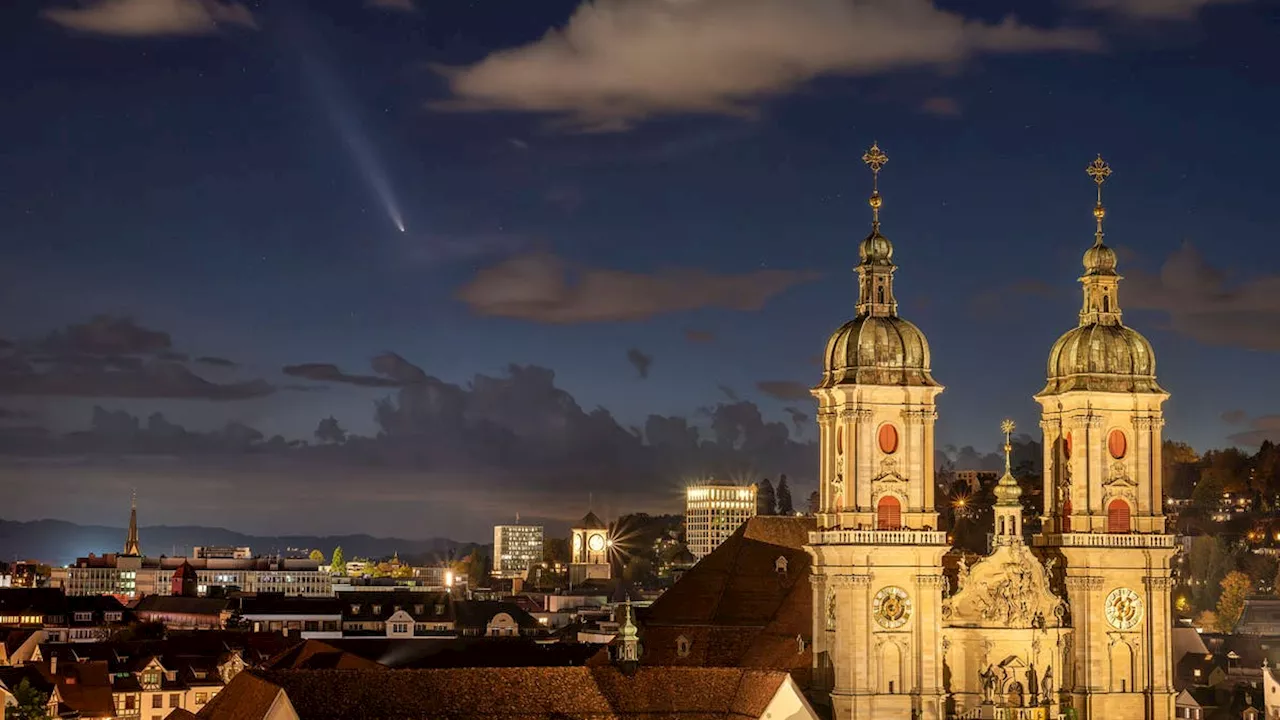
[588,533,606,552]
[872,586,912,629]
[1105,587,1144,630]
[572,534,583,551]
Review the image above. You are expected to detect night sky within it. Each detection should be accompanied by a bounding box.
[2,0,1278,542]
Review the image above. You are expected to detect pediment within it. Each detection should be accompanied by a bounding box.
[943,543,1066,629]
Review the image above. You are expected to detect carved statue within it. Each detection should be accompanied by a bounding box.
[826,589,838,630]
[979,666,998,703]
[1041,666,1054,701]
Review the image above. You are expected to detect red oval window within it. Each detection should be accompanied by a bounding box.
[1063,432,1072,459]
[878,424,899,454]
[1108,430,1127,459]
[836,426,843,455]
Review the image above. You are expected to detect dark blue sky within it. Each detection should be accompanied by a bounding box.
[1,0,1278,540]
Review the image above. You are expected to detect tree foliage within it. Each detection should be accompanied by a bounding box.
[10,678,50,720]
[776,474,794,515]
[1215,571,1253,632]
[757,478,776,516]
[806,490,820,515]
[329,546,346,576]
[309,549,325,563]
[314,416,347,445]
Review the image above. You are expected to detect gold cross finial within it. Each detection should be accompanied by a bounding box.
[862,142,888,228]
[1001,419,1015,473]
[1087,155,1111,244]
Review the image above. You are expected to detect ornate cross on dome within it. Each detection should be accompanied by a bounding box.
[862,142,888,229]
[1001,419,1015,473]
[1086,155,1111,244]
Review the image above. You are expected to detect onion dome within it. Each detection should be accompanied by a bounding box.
[818,143,939,390]
[1040,156,1164,396]
[994,419,1023,506]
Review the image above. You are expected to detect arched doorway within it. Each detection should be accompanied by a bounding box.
[877,496,901,530]
[1107,499,1130,533]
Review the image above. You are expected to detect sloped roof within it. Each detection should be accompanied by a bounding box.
[639,516,813,680]
[134,596,229,616]
[577,512,608,530]
[453,600,541,630]
[31,659,115,718]
[209,666,793,720]
[262,640,385,671]
[165,710,200,720]
[196,670,284,720]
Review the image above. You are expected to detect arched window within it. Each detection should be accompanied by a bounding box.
[877,286,885,304]
[998,517,1005,535]
[1102,295,1110,313]
[1108,499,1130,533]
[877,496,901,530]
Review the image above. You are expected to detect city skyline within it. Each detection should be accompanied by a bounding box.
[2,0,1279,540]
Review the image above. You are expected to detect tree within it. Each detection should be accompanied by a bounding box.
[10,678,50,720]
[1194,610,1219,633]
[543,537,570,565]
[1215,571,1253,632]
[309,549,325,563]
[314,416,347,445]
[367,560,387,578]
[1186,536,1231,611]
[757,478,777,516]
[329,546,346,576]
[1191,472,1226,512]
[776,475,794,515]
[807,490,820,515]
[393,564,413,579]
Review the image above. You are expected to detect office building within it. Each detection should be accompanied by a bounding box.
[684,484,756,560]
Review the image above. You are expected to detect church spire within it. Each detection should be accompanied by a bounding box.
[123,489,141,557]
[854,142,898,318]
[1079,155,1122,326]
[993,420,1024,544]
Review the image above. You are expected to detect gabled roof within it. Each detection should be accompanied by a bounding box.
[639,516,814,681]
[196,670,286,720]
[134,596,230,616]
[576,512,608,530]
[452,600,541,630]
[209,666,796,720]
[338,591,452,623]
[262,640,385,671]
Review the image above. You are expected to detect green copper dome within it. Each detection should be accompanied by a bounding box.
[819,315,938,388]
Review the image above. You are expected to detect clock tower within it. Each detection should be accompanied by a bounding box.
[807,144,948,720]
[1033,156,1175,720]
[570,511,611,585]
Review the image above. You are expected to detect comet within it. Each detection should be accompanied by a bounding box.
[284,12,406,234]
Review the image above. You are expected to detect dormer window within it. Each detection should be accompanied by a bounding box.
[775,556,788,574]
[676,635,692,658]
[350,604,360,614]
[414,605,424,615]
[74,612,92,622]
[372,605,382,615]
[434,604,445,615]
[104,612,122,622]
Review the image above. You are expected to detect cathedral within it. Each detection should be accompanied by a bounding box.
[807,146,1175,719]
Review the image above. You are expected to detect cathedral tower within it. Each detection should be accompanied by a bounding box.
[1033,157,1175,720]
[807,144,948,720]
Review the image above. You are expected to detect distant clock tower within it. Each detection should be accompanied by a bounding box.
[570,511,611,585]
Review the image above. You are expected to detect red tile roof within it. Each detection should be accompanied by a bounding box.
[203,666,792,720]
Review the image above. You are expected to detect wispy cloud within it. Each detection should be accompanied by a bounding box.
[432,0,1100,131]
[1075,0,1248,21]
[367,0,417,12]
[44,0,256,37]
[456,252,818,323]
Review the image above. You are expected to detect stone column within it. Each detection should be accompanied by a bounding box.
[915,573,947,719]
[854,409,875,514]
[1040,418,1060,529]
[1143,575,1175,707]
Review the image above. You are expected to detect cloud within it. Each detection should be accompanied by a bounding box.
[432,0,1101,131]
[783,406,809,433]
[0,359,273,401]
[1,316,272,401]
[1123,242,1280,351]
[1227,415,1280,447]
[0,359,816,537]
[1075,0,1247,20]
[920,96,962,116]
[756,380,812,401]
[684,328,716,344]
[1222,409,1248,425]
[366,0,417,12]
[44,0,256,37]
[457,252,818,323]
[283,364,401,388]
[626,348,653,379]
[718,385,739,402]
[196,356,236,368]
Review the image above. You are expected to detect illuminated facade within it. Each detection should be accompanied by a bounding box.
[805,149,1174,719]
[570,511,612,584]
[493,523,544,578]
[684,484,757,560]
